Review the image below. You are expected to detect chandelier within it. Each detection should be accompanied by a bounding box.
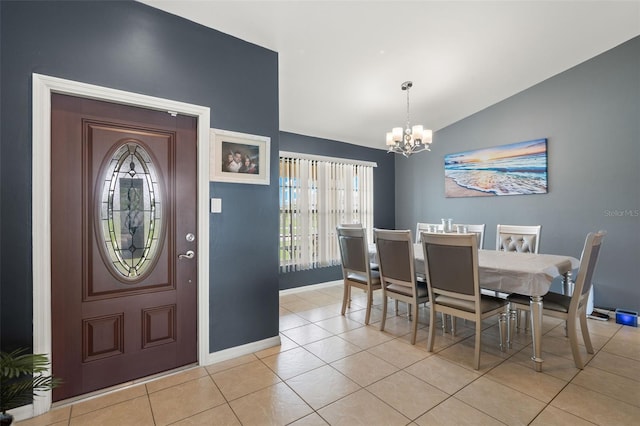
[386,81,433,157]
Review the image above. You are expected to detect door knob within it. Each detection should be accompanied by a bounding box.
[178,250,195,260]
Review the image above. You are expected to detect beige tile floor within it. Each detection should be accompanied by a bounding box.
[17,282,640,425]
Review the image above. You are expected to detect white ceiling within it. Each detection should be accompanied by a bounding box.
[139,1,640,149]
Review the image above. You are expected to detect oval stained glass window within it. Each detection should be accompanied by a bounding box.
[99,142,163,280]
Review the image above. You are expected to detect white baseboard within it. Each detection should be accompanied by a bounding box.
[279,280,342,296]
[204,335,282,365]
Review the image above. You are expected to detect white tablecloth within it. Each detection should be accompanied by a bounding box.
[370,244,580,297]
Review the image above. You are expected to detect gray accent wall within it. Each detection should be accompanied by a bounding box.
[0,1,279,353]
[278,132,396,290]
[396,36,640,312]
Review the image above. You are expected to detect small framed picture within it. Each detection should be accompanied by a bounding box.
[210,129,270,185]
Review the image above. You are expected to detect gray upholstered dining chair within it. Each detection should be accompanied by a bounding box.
[453,223,486,249]
[339,223,378,269]
[336,226,381,325]
[374,229,429,344]
[415,222,443,243]
[496,224,542,254]
[439,223,486,334]
[422,232,508,369]
[496,224,542,330]
[507,230,606,369]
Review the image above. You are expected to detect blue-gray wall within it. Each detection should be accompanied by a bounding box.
[278,132,395,290]
[1,0,636,360]
[396,36,640,312]
[0,1,279,353]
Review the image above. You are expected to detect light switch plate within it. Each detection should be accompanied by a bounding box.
[211,198,222,213]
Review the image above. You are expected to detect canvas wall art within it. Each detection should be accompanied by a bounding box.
[444,138,548,197]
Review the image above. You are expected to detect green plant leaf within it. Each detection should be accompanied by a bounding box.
[1,348,51,378]
[0,348,60,414]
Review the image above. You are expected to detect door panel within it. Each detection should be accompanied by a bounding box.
[51,94,197,401]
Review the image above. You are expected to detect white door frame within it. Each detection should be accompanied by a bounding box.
[31,73,211,415]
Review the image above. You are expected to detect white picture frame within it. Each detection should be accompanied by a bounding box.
[210,128,270,185]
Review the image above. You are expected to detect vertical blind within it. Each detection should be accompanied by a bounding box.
[279,154,374,272]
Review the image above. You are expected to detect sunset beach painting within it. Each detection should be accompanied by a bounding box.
[444,138,548,197]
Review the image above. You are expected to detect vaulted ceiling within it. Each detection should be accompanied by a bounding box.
[140,1,640,149]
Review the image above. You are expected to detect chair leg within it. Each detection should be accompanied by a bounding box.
[474,319,482,370]
[523,310,530,332]
[380,295,388,332]
[341,282,349,315]
[451,315,457,336]
[441,313,448,334]
[579,310,594,354]
[508,309,517,349]
[411,301,419,345]
[427,308,437,352]
[567,315,584,369]
[364,289,373,325]
[395,299,399,316]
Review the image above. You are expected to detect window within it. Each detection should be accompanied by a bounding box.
[98,142,164,280]
[279,152,375,272]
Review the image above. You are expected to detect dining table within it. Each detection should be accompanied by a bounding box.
[369,242,580,372]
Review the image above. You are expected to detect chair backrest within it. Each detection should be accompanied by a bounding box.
[374,229,416,289]
[415,222,443,243]
[496,224,541,253]
[571,231,606,313]
[422,233,480,302]
[336,226,369,276]
[453,224,486,249]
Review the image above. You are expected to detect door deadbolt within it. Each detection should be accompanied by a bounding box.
[186,233,195,242]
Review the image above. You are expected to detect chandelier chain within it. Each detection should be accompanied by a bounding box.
[406,84,411,130]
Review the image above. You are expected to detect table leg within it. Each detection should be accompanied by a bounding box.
[562,271,573,295]
[498,312,507,352]
[530,295,544,372]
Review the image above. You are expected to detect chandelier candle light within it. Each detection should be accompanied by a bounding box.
[386,81,433,157]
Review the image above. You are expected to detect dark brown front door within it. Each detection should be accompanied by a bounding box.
[50,94,198,401]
